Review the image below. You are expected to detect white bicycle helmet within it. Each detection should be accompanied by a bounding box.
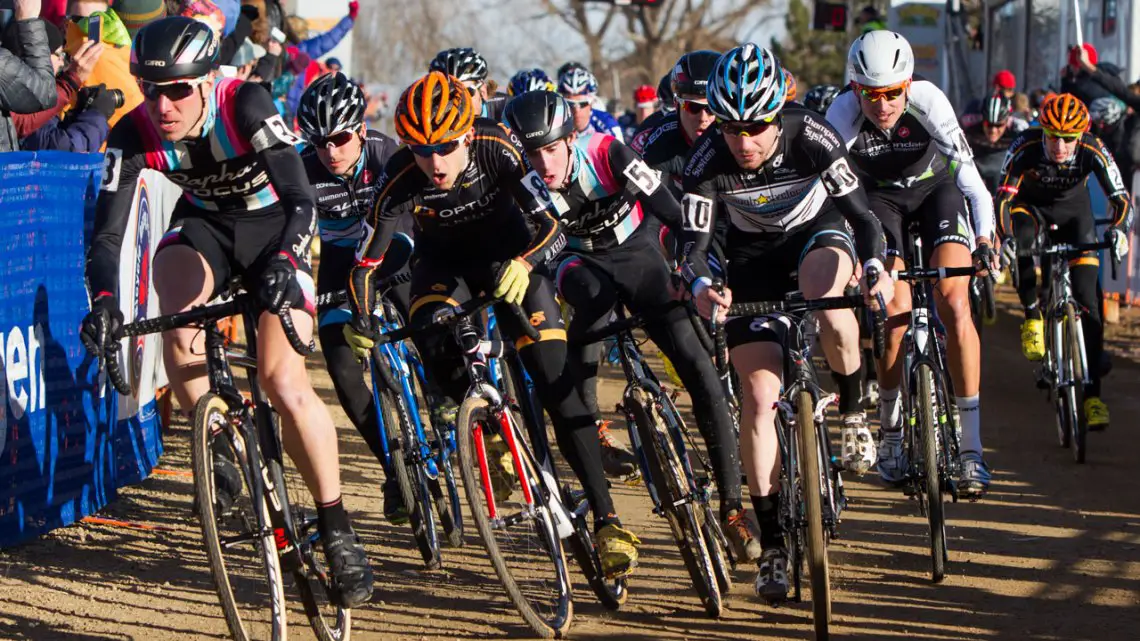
[558,66,598,96]
[706,44,786,122]
[847,30,914,87]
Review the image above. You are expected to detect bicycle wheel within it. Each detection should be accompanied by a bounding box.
[566,497,627,611]
[795,389,830,636]
[411,352,464,549]
[627,388,722,618]
[916,365,947,583]
[457,396,573,639]
[191,393,287,641]
[776,412,804,603]
[1063,303,1087,464]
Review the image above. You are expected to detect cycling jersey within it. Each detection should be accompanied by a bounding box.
[580,107,624,143]
[996,127,1134,237]
[679,105,885,289]
[633,112,694,196]
[482,91,507,122]
[826,79,996,239]
[349,118,566,319]
[962,122,1018,192]
[88,77,315,299]
[630,109,669,144]
[301,129,398,248]
[549,133,681,252]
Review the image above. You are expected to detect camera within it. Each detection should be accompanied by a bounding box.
[109,88,124,109]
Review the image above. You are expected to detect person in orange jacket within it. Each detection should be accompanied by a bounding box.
[60,0,142,128]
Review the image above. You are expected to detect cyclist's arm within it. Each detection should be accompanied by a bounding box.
[85,122,148,301]
[495,125,567,268]
[349,159,414,318]
[594,110,624,143]
[823,90,860,151]
[606,138,683,234]
[678,140,720,293]
[238,82,318,267]
[1084,134,1135,232]
[921,84,996,239]
[994,135,1029,239]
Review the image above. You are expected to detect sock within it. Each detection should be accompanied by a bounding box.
[879,387,901,434]
[317,496,352,535]
[750,494,785,552]
[956,395,982,455]
[833,365,864,415]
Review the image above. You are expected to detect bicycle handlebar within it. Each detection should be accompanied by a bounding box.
[1017,239,1118,281]
[314,270,413,308]
[373,297,539,347]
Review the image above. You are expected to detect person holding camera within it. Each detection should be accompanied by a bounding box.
[0,0,58,152]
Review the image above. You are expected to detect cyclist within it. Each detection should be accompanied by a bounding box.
[344,71,642,578]
[826,31,996,497]
[507,68,555,97]
[963,94,1021,192]
[683,44,891,602]
[996,93,1133,430]
[296,71,415,523]
[82,17,374,607]
[429,47,507,121]
[803,84,841,116]
[557,62,624,142]
[504,90,762,563]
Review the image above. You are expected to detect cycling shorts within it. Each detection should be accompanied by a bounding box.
[869,174,973,263]
[1008,192,1098,262]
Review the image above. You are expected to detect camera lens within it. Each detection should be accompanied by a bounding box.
[110,89,124,109]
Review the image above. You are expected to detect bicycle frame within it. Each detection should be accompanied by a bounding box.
[1041,245,1091,392]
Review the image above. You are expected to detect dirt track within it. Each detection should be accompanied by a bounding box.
[2,295,1139,641]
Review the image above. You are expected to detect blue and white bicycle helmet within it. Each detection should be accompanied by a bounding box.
[1089,96,1127,129]
[706,44,787,122]
[509,68,555,96]
[558,66,598,96]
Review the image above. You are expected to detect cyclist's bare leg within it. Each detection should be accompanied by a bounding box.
[257,308,342,504]
[732,342,785,498]
[153,246,215,412]
[799,247,859,379]
[930,242,980,399]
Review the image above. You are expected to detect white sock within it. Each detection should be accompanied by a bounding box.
[880,387,902,435]
[956,395,982,455]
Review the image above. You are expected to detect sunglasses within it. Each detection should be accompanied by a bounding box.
[313,130,356,148]
[139,77,207,102]
[464,82,484,97]
[678,99,712,115]
[565,98,592,109]
[409,140,461,157]
[718,117,778,137]
[1043,129,1082,141]
[857,82,909,102]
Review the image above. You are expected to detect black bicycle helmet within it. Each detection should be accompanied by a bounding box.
[670,50,720,98]
[657,72,675,112]
[804,84,841,115]
[429,47,489,83]
[982,94,1012,125]
[297,72,367,140]
[131,16,218,82]
[503,90,574,151]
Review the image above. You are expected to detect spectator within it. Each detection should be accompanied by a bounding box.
[1061,43,1140,111]
[281,2,357,124]
[180,0,224,39]
[0,0,58,152]
[11,20,102,137]
[325,56,340,72]
[961,69,1018,128]
[855,5,887,33]
[993,69,1016,99]
[22,82,115,151]
[617,84,657,141]
[61,0,141,126]
[112,0,165,38]
[216,1,258,64]
[1011,91,1032,122]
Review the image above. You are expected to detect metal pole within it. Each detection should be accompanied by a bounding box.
[1073,0,1084,46]
[1023,0,1032,90]
[982,0,991,98]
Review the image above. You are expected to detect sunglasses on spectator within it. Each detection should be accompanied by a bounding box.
[718,116,778,137]
[409,140,462,157]
[677,99,712,115]
[857,81,909,102]
[313,130,357,148]
[139,76,208,102]
[1043,129,1082,141]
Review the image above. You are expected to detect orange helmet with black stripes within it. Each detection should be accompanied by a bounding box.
[394,71,475,145]
[1038,93,1089,135]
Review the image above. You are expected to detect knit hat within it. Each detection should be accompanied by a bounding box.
[181,0,225,39]
[1069,43,1098,68]
[992,69,1016,90]
[230,37,265,66]
[112,0,166,38]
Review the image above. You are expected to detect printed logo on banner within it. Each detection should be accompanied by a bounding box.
[131,179,151,391]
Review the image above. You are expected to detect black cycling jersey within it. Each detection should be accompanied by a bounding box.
[88,78,315,299]
[631,109,669,143]
[632,112,694,197]
[826,79,994,239]
[302,129,399,249]
[963,122,1018,192]
[349,118,566,319]
[997,127,1134,237]
[679,105,885,289]
[551,133,681,252]
[482,91,508,122]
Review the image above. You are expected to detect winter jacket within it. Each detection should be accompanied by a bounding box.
[1061,63,1140,111]
[12,69,82,139]
[0,19,57,152]
[20,108,109,151]
[284,15,353,121]
[62,11,143,128]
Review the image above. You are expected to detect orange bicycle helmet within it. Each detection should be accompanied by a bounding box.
[1038,93,1089,135]
[783,69,798,101]
[394,71,475,145]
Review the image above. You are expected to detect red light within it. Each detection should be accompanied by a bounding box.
[830,6,846,27]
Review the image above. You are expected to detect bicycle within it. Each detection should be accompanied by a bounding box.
[574,301,734,618]
[1011,230,1115,464]
[319,277,465,571]
[373,296,624,639]
[713,281,884,641]
[102,287,349,641]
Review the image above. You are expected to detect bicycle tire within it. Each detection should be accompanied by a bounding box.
[917,365,947,583]
[627,388,722,618]
[457,396,573,639]
[415,357,464,549]
[567,504,627,611]
[1064,303,1087,464]
[385,377,442,569]
[192,393,286,641]
[777,412,804,603]
[796,389,830,636]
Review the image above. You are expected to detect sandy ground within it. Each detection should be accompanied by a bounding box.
[1,291,1139,641]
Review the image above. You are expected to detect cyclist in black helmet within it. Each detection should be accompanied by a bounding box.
[430,47,506,120]
[82,16,375,609]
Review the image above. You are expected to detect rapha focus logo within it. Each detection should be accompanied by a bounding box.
[131,180,152,391]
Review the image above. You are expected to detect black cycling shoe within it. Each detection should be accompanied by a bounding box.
[212,453,243,514]
[322,527,375,609]
[382,476,408,525]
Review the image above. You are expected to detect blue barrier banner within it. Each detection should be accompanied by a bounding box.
[0,152,162,548]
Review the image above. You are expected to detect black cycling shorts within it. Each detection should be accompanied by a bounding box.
[724,209,855,348]
[870,174,973,263]
[156,201,316,314]
[1008,191,1098,261]
[316,232,413,327]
